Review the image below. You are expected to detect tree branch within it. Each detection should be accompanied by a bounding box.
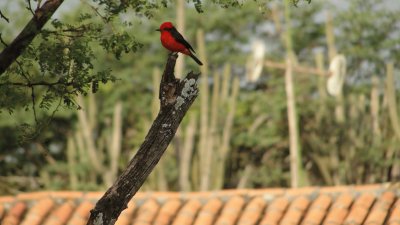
[86,53,200,225]
[0,34,8,47]
[0,0,64,76]
[0,80,72,87]
[26,0,35,15]
[0,10,9,23]
[31,86,38,124]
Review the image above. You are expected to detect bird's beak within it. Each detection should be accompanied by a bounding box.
[156,29,161,31]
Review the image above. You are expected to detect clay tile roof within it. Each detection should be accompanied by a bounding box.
[302,194,332,225]
[323,193,354,225]
[172,199,202,225]
[388,199,400,225]
[2,202,27,225]
[67,201,93,225]
[0,204,4,220]
[237,197,266,225]
[0,183,399,225]
[43,200,74,225]
[259,196,290,225]
[343,193,375,225]
[280,195,311,225]
[364,191,396,225]
[193,198,223,225]
[153,199,182,225]
[20,198,55,225]
[132,198,160,225]
[215,196,246,225]
[115,201,135,225]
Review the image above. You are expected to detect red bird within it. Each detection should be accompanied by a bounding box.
[157,22,203,66]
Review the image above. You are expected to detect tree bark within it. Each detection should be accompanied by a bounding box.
[86,53,200,225]
[0,0,64,75]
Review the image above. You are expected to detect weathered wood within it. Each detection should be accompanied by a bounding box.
[86,53,200,225]
[0,0,64,75]
[264,60,331,76]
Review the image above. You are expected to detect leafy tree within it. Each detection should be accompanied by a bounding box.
[3,0,398,196]
[334,0,400,80]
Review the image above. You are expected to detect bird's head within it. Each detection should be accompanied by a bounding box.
[156,22,174,32]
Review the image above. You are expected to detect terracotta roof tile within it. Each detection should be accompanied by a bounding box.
[172,199,202,225]
[237,197,266,225]
[388,199,400,225]
[84,192,104,200]
[2,202,27,225]
[16,192,50,201]
[67,201,93,225]
[43,200,75,225]
[323,193,354,225]
[50,191,84,200]
[259,196,289,225]
[343,192,375,225]
[243,188,286,198]
[153,199,182,225]
[20,198,55,225]
[280,195,311,225]
[215,196,246,225]
[0,183,399,225]
[0,203,4,220]
[285,186,319,198]
[302,194,332,225]
[115,201,135,225]
[364,191,396,225]
[0,196,16,204]
[132,199,160,225]
[193,198,223,225]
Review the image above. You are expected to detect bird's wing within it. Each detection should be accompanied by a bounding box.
[169,27,196,53]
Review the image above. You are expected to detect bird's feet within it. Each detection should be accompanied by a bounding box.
[169,52,179,58]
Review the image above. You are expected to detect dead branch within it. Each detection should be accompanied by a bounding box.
[86,53,200,225]
[265,59,331,76]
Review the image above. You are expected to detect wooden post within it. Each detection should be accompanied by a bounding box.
[175,0,185,78]
[386,62,400,139]
[283,0,306,188]
[325,11,345,123]
[285,57,300,188]
[197,29,211,191]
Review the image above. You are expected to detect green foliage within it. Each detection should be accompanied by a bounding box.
[0,0,399,194]
[100,32,143,60]
[334,0,400,79]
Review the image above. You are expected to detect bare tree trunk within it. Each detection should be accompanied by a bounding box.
[86,53,200,225]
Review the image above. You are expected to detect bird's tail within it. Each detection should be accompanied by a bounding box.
[189,53,203,66]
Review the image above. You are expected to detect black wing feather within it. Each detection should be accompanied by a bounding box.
[169,27,196,53]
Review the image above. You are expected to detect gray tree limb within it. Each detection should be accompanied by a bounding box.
[86,53,200,225]
[0,0,64,75]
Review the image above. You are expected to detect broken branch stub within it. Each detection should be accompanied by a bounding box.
[86,53,200,225]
